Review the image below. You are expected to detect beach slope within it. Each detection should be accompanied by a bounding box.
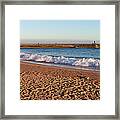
[20,62,100,100]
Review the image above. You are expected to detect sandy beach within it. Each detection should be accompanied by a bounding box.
[20,62,100,100]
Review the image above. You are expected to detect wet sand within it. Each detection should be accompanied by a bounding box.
[20,62,100,100]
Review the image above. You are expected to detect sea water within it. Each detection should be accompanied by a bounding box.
[20,48,100,70]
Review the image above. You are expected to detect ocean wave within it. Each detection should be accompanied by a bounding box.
[20,52,100,67]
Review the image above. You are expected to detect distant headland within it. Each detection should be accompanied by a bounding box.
[20,41,100,49]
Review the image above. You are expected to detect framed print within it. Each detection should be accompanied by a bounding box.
[0,0,120,119]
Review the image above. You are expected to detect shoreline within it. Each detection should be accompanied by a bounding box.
[20,61,100,100]
[21,60,100,72]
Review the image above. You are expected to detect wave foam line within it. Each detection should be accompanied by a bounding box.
[20,52,100,67]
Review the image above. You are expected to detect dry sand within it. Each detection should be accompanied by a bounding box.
[20,62,100,100]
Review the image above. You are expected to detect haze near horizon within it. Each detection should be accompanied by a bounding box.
[20,20,100,44]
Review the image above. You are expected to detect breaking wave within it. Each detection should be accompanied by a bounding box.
[20,52,100,68]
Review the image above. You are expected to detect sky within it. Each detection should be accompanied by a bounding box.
[20,20,100,44]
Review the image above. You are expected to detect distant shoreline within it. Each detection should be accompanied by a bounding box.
[20,43,100,48]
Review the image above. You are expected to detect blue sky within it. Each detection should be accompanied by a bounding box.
[20,20,100,44]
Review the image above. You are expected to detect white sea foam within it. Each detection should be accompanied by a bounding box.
[20,52,100,67]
